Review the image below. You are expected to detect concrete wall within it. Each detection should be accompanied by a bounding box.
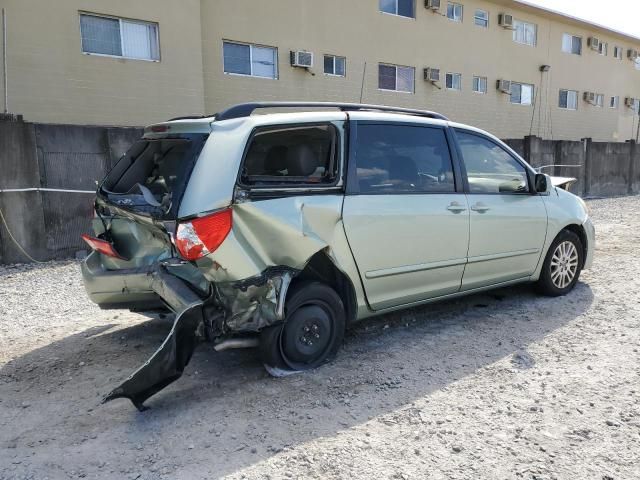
[514,135,637,197]
[0,117,142,264]
[1,0,205,126]
[0,118,47,264]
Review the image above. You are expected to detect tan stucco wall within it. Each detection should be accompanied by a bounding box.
[200,0,640,141]
[1,0,204,126]
[2,0,639,141]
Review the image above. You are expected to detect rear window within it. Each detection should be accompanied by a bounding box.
[240,124,339,187]
[100,133,208,218]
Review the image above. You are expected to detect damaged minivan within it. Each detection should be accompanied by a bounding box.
[81,102,595,410]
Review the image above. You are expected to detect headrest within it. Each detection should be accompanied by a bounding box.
[264,145,288,173]
[287,144,318,176]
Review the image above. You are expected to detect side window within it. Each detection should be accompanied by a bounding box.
[241,124,339,187]
[354,124,455,194]
[456,130,529,194]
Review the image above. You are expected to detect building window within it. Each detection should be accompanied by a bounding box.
[559,89,578,110]
[378,64,415,93]
[561,34,582,55]
[598,42,608,56]
[445,73,462,90]
[447,3,463,22]
[324,55,346,76]
[379,0,415,18]
[80,13,160,61]
[595,94,604,107]
[614,46,623,60]
[610,96,619,109]
[223,41,278,79]
[474,10,489,28]
[513,20,537,46]
[510,82,534,105]
[473,76,487,94]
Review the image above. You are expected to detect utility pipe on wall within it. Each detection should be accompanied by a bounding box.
[2,8,7,114]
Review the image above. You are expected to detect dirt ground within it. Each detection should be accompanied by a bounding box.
[1,196,639,480]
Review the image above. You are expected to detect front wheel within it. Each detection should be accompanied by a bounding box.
[259,282,345,375]
[537,230,584,297]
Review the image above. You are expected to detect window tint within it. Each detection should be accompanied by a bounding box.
[456,130,529,194]
[354,124,455,194]
[241,125,338,186]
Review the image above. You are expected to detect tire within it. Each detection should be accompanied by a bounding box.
[259,281,346,375]
[537,229,584,297]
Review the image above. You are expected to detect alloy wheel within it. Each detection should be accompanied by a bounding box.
[550,240,579,289]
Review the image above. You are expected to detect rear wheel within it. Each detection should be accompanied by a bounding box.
[537,230,584,297]
[260,282,345,375]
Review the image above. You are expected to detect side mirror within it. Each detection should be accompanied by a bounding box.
[534,173,548,193]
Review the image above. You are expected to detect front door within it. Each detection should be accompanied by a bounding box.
[454,129,548,290]
[342,122,469,311]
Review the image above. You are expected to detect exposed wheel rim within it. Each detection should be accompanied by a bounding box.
[550,240,579,289]
[279,302,334,369]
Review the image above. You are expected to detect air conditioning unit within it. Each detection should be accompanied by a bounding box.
[625,97,636,108]
[588,37,601,51]
[496,79,512,94]
[583,92,596,104]
[498,14,514,29]
[290,50,313,68]
[424,0,441,10]
[628,49,639,61]
[424,68,440,83]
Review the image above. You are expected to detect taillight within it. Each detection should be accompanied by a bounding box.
[175,209,232,261]
[81,234,125,259]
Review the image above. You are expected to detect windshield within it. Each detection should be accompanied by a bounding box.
[99,133,208,218]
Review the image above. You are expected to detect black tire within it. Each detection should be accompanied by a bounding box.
[260,281,345,375]
[537,229,584,297]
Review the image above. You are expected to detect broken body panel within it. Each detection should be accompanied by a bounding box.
[84,114,367,409]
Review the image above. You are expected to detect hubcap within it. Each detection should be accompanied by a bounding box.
[550,241,579,289]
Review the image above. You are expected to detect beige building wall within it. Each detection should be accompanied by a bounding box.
[1,0,205,126]
[201,0,640,141]
[1,0,639,141]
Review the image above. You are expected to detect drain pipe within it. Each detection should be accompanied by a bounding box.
[2,8,7,114]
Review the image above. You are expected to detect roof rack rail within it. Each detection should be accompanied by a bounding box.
[167,114,210,121]
[214,102,449,122]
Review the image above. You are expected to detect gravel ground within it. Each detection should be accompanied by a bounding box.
[1,196,639,480]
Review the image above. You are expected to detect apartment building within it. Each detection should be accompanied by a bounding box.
[1,0,640,141]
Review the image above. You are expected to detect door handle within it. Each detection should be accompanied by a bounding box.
[470,202,490,213]
[446,201,467,213]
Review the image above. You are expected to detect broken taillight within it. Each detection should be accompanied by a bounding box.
[81,234,125,259]
[175,209,232,261]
